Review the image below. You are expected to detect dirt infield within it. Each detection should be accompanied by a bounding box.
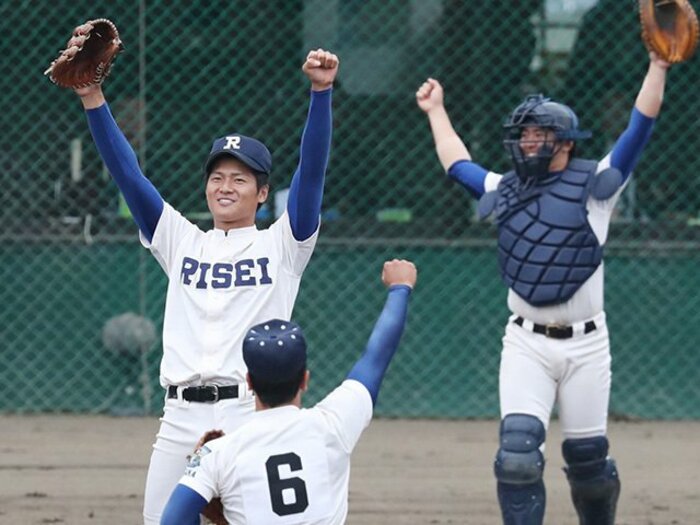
[0,415,698,524]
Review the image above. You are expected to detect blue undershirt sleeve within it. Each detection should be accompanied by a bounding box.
[287,88,332,241]
[608,107,656,183]
[86,103,164,243]
[346,285,412,405]
[447,160,489,198]
[160,484,208,525]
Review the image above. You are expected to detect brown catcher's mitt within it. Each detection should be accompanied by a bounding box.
[192,430,227,525]
[44,19,123,89]
[639,0,699,63]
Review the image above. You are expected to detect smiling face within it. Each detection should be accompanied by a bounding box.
[205,157,269,231]
[519,126,574,172]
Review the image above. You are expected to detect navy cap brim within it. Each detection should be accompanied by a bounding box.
[205,150,270,175]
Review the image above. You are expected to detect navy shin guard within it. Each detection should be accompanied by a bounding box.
[562,436,620,525]
[494,414,547,525]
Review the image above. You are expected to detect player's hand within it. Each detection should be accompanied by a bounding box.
[74,83,102,98]
[382,259,417,289]
[649,51,671,70]
[201,498,226,525]
[302,48,339,91]
[73,83,105,110]
[416,78,444,113]
[194,429,225,452]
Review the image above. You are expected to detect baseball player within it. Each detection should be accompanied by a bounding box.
[416,52,670,525]
[158,259,416,525]
[72,48,339,524]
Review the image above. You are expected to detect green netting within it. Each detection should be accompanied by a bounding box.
[2,0,699,419]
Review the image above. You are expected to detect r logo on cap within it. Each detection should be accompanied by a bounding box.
[205,134,272,176]
[224,136,241,150]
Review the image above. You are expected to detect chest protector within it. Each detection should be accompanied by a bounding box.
[478,158,622,307]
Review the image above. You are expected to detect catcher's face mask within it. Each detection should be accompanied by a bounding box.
[503,94,591,184]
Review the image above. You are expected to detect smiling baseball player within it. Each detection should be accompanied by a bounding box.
[159,259,416,525]
[63,46,339,524]
[416,52,670,525]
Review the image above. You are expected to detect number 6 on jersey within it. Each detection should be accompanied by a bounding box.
[266,453,309,516]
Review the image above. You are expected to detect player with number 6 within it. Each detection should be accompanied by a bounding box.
[160,259,417,525]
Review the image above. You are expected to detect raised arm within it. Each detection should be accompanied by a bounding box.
[286,49,339,241]
[75,84,164,243]
[416,78,491,197]
[416,78,472,170]
[346,259,417,405]
[634,52,670,118]
[608,53,670,180]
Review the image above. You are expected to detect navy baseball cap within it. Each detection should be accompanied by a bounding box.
[243,319,307,383]
[205,134,272,176]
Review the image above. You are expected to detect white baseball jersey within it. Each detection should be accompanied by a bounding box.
[141,203,318,387]
[179,380,373,524]
[487,154,623,437]
[483,153,626,325]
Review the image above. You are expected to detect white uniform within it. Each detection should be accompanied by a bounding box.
[142,203,318,524]
[179,380,373,525]
[484,153,624,439]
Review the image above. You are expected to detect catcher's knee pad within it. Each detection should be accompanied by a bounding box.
[494,414,546,525]
[562,436,620,525]
[495,414,546,484]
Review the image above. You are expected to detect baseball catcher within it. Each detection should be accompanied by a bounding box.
[417,37,672,525]
[44,19,123,89]
[639,0,699,63]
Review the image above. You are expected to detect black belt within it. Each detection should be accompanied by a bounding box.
[513,317,597,339]
[167,385,238,402]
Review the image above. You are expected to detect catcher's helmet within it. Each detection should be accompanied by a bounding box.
[504,94,591,142]
[503,94,591,183]
[242,319,307,383]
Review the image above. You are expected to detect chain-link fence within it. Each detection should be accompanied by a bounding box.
[2,0,699,419]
